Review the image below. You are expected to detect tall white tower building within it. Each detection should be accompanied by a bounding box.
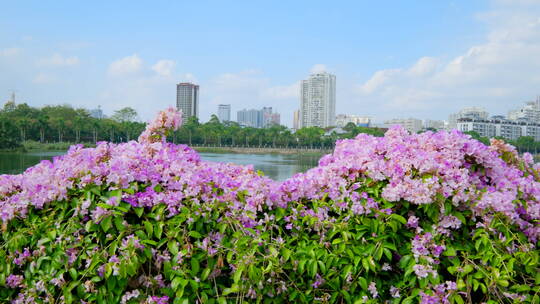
[176,82,199,122]
[300,72,336,128]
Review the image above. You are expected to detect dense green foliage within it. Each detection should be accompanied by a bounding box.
[3,102,540,155]
[172,116,386,149]
[0,102,145,148]
[0,102,387,150]
[1,171,538,303]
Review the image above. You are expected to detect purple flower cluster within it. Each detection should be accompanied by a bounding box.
[277,126,539,241]
[6,274,24,288]
[419,281,457,304]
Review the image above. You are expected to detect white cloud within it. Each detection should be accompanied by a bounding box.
[152,59,176,77]
[32,73,57,84]
[359,69,401,94]
[38,53,79,67]
[100,56,196,121]
[356,2,540,120]
[107,54,143,76]
[407,57,439,77]
[0,48,21,57]
[495,0,540,5]
[310,64,327,74]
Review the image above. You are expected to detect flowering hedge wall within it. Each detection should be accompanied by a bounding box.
[0,108,539,304]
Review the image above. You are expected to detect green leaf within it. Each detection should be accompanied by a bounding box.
[191,258,200,274]
[453,294,465,304]
[217,297,227,304]
[168,241,179,256]
[358,277,367,290]
[362,258,370,272]
[113,217,125,231]
[189,231,202,239]
[233,266,243,283]
[171,277,182,291]
[223,284,239,296]
[282,248,291,262]
[143,221,153,237]
[154,222,163,239]
[309,260,318,278]
[390,214,407,225]
[100,216,112,233]
[462,264,474,275]
[201,268,211,281]
[134,207,144,217]
[69,268,78,280]
[318,260,326,274]
[444,246,457,256]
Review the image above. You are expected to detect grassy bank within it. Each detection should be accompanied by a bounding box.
[192,145,331,156]
[22,140,96,151]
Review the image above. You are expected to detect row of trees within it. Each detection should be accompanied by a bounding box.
[2,101,539,153]
[171,115,386,149]
[0,102,386,150]
[0,102,145,149]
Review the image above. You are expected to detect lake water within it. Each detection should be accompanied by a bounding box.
[0,150,324,181]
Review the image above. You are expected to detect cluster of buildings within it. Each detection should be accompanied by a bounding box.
[454,98,540,141]
[174,73,540,141]
[237,107,280,128]
[175,83,280,128]
[380,98,540,141]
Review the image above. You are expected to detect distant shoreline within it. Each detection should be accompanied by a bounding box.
[3,142,333,156]
[192,146,332,155]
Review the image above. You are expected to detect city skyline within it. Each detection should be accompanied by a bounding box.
[1,1,540,127]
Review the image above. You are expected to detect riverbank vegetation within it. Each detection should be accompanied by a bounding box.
[0,102,385,151]
[0,102,146,150]
[2,102,540,155]
[0,108,538,303]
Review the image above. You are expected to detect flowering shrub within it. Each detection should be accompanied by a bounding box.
[0,107,539,303]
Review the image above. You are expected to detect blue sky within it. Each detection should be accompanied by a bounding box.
[1,0,540,126]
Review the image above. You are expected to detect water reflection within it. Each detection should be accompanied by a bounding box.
[0,151,324,181]
[198,152,323,181]
[0,151,65,175]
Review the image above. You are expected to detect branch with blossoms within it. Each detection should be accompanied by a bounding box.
[138,107,183,144]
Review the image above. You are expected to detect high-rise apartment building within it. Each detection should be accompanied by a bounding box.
[300,72,336,128]
[176,82,199,122]
[217,104,231,122]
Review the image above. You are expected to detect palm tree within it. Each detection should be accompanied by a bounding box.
[37,115,49,143]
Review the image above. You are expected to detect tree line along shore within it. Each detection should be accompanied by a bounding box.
[1,102,540,158]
